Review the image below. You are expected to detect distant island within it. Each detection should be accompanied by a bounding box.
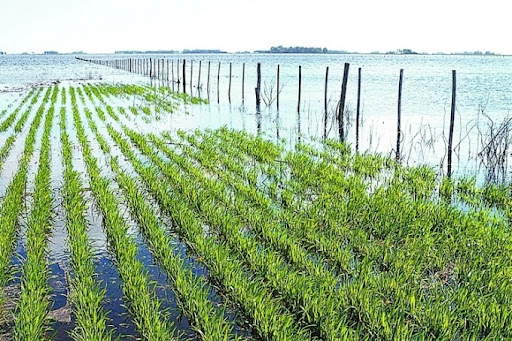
[255,46,348,54]
[115,50,177,54]
[0,51,5,55]
[182,49,226,54]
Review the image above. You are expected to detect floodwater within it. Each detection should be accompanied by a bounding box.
[1,52,512,338]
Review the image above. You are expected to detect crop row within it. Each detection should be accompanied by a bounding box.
[13,86,57,339]
[0,86,52,328]
[70,87,176,340]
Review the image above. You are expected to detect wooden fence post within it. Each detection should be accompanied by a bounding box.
[177,59,181,93]
[448,70,456,177]
[190,60,193,94]
[277,64,280,110]
[229,62,232,103]
[396,69,404,162]
[256,63,261,111]
[217,62,221,104]
[356,67,361,151]
[171,60,175,91]
[324,66,329,139]
[197,60,202,94]
[242,63,245,102]
[338,62,350,142]
[182,59,186,94]
[207,61,211,101]
[298,65,302,113]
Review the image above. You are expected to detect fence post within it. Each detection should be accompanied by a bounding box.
[197,60,202,95]
[448,70,456,178]
[298,65,302,113]
[207,61,211,101]
[242,63,245,102]
[396,69,404,162]
[190,60,193,94]
[277,64,280,110]
[324,66,329,139]
[356,67,362,151]
[256,63,261,111]
[217,62,221,104]
[229,62,232,103]
[338,62,350,142]
[182,59,186,94]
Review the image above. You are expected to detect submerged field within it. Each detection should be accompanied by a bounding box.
[0,82,511,340]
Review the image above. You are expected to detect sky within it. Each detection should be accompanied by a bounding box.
[0,0,511,54]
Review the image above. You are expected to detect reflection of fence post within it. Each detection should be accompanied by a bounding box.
[338,62,350,142]
[324,66,329,139]
[448,70,456,178]
[356,67,361,151]
[256,63,261,111]
[297,65,302,113]
[396,69,404,162]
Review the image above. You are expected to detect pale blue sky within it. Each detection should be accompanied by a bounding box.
[0,0,510,54]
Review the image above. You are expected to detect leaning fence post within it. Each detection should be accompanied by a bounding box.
[448,70,456,178]
[396,69,404,162]
[338,62,350,142]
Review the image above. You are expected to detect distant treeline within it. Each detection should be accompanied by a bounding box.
[183,49,227,54]
[115,49,228,54]
[0,51,5,55]
[255,46,348,54]
[115,50,177,54]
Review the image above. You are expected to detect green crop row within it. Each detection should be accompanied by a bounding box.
[107,124,312,340]
[13,86,56,340]
[60,87,112,340]
[70,87,176,340]
[80,93,243,340]
[0,86,50,324]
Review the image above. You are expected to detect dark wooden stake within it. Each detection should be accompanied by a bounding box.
[448,70,457,178]
[256,63,261,111]
[277,64,280,110]
[177,59,181,93]
[396,69,404,162]
[171,60,175,91]
[324,66,329,139]
[356,67,362,151]
[197,60,202,94]
[182,59,186,94]
[297,65,302,113]
[242,63,245,102]
[190,60,193,94]
[207,61,211,101]
[229,62,232,103]
[217,62,221,104]
[338,62,350,142]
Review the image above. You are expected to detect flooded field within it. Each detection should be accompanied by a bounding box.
[0,55,511,340]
